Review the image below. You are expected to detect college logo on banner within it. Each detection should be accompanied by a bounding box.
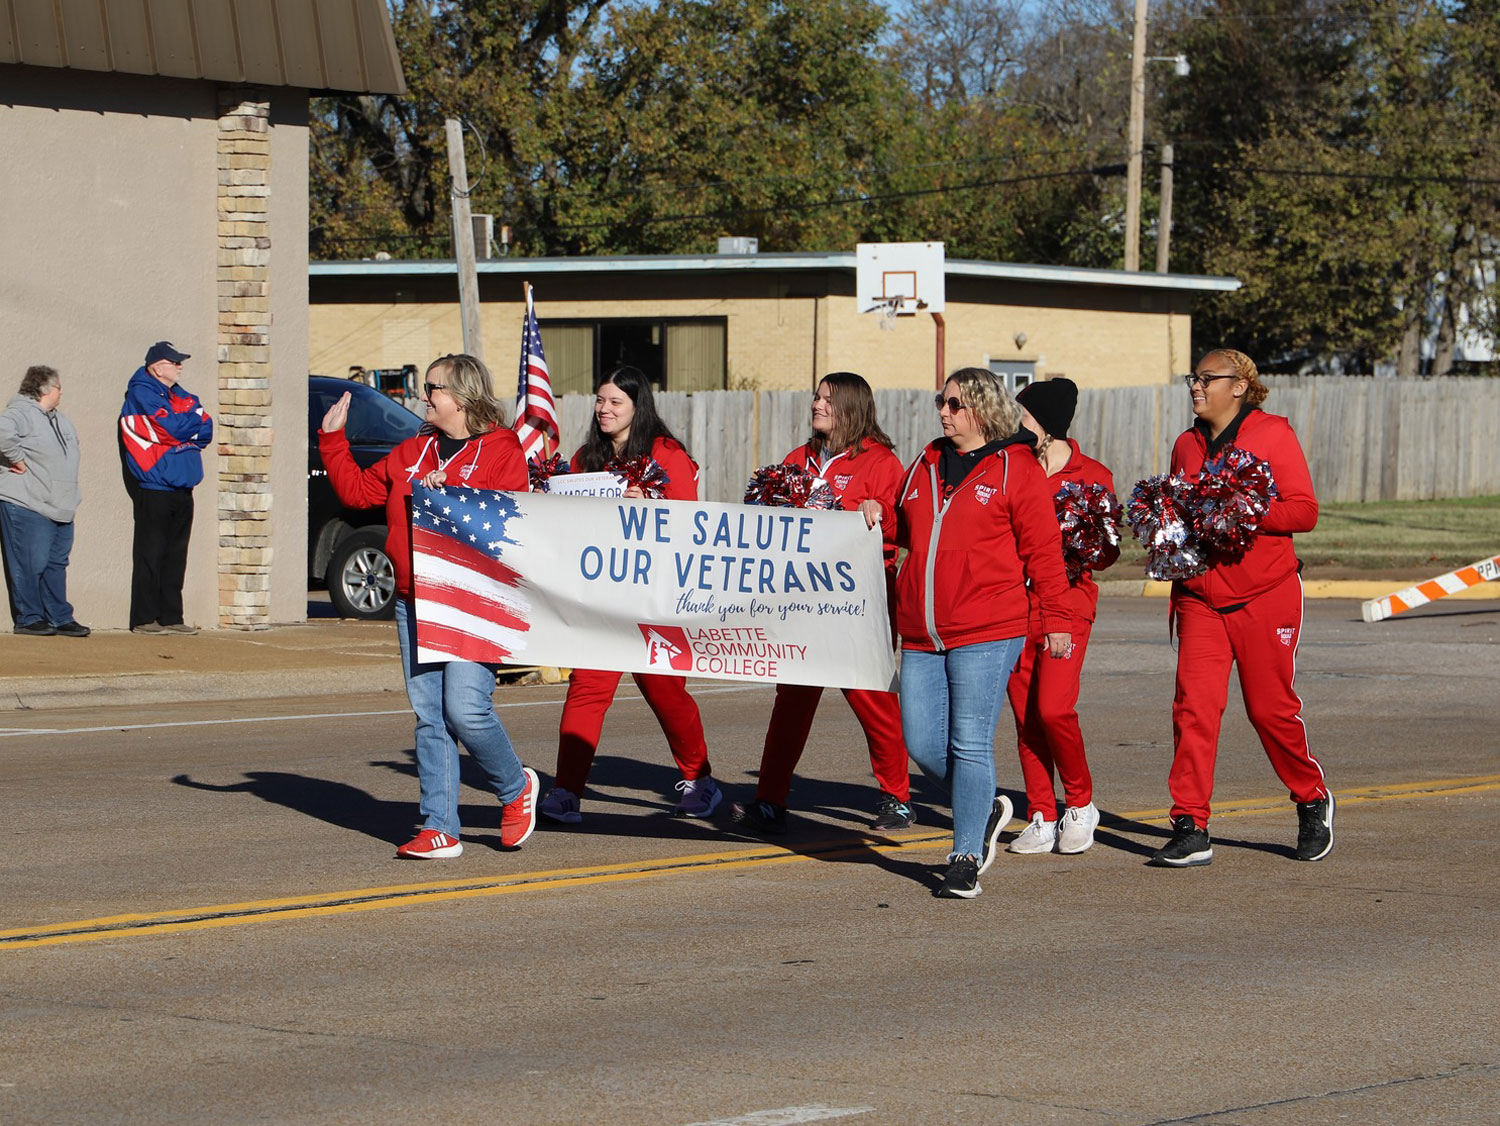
[410,486,898,691]
[639,624,693,671]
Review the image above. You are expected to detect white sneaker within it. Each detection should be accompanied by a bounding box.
[673,775,722,818]
[539,787,582,824]
[1008,812,1058,854]
[1057,802,1100,854]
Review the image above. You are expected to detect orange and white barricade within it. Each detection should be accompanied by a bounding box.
[1362,554,1500,622]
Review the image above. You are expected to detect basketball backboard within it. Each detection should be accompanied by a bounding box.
[856,242,946,316]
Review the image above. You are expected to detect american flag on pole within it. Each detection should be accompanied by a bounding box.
[410,483,533,664]
[512,283,559,460]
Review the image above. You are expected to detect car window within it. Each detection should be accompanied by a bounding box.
[309,381,422,446]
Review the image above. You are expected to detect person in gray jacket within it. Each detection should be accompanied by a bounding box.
[0,365,88,637]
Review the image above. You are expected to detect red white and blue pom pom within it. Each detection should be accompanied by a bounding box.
[605,455,671,499]
[527,452,568,492]
[742,463,839,509]
[1128,474,1207,580]
[1054,480,1122,583]
[1190,446,1279,562]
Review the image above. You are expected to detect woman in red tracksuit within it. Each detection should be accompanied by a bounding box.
[896,367,1072,899]
[731,372,912,836]
[319,354,539,860]
[1006,377,1119,856]
[539,365,719,824]
[1150,348,1331,868]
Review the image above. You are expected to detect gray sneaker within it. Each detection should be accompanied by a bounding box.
[1057,802,1100,854]
[539,787,582,825]
[672,775,722,818]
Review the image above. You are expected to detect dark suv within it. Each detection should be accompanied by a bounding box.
[308,376,423,619]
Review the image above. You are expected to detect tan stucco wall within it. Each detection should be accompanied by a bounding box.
[0,67,309,629]
[311,275,1194,399]
[267,95,311,624]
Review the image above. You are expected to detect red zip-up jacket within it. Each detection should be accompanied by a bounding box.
[1170,408,1318,608]
[895,437,1071,652]
[571,436,699,501]
[1027,439,1120,629]
[319,426,528,600]
[784,438,904,571]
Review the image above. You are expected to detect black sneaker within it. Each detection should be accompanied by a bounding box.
[53,621,91,638]
[936,854,982,898]
[1295,793,1334,861]
[13,620,56,636]
[1148,815,1213,867]
[730,799,787,836]
[978,794,1014,875]
[871,793,915,832]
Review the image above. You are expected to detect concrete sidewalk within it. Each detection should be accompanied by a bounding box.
[3,576,1492,710]
[0,618,404,710]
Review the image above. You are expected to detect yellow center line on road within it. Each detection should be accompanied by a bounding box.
[6,774,1497,951]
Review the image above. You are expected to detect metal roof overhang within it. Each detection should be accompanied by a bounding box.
[310,253,1241,294]
[1,0,405,94]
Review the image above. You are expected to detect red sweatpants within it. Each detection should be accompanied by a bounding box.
[1170,572,1326,826]
[1006,621,1094,818]
[755,684,911,806]
[554,668,711,795]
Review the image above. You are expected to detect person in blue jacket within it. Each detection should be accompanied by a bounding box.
[119,341,213,634]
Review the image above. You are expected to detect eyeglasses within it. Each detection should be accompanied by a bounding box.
[1182,373,1234,389]
[423,382,448,398]
[933,394,967,413]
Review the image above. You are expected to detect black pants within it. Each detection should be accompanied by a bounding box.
[129,488,194,628]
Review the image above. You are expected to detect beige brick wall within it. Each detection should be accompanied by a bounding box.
[311,277,1195,396]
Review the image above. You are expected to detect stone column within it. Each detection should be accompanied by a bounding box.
[216,88,273,629]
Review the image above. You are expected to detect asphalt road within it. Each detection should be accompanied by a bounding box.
[2,599,1497,1124]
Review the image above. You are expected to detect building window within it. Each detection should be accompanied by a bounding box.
[540,318,727,393]
[989,359,1036,394]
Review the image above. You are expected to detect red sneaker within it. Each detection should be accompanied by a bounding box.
[500,767,540,848]
[396,829,463,859]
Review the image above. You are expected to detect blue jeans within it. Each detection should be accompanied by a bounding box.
[900,638,1025,858]
[395,599,527,836]
[0,501,75,627]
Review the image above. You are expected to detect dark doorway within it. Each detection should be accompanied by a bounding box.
[598,323,664,389]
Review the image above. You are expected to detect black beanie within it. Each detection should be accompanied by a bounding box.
[1016,377,1078,439]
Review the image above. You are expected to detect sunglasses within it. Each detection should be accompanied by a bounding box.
[1182,373,1234,389]
[933,394,967,413]
[423,382,448,398]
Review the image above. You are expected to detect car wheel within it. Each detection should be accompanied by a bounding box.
[326,528,397,620]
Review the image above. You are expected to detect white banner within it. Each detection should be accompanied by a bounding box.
[543,471,625,498]
[410,485,898,691]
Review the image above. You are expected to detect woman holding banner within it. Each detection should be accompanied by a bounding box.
[1005,377,1119,856]
[539,365,721,824]
[731,372,913,835]
[319,354,539,860]
[895,368,1071,898]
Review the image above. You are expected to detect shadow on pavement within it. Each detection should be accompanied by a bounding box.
[173,771,413,845]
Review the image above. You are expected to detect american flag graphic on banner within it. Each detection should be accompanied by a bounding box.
[409,483,533,664]
[512,285,559,460]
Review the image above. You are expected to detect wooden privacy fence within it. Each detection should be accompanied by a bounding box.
[550,377,1500,504]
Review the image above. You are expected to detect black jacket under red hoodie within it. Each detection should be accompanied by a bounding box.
[896,434,1071,652]
[1170,406,1318,609]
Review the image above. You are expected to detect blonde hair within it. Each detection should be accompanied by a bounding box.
[948,367,1023,443]
[1199,348,1269,407]
[428,354,509,434]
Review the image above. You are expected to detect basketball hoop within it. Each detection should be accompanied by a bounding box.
[876,295,904,331]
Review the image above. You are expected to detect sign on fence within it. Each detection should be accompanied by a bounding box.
[410,485,898,691]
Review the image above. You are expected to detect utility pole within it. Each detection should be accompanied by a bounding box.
[1123,0,1148,271]
[1155,143,1175,273]
[445,118,484,361]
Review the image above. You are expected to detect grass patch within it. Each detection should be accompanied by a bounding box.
[1115,495,1500,576]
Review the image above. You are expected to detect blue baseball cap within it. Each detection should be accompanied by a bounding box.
[144,341,190,366]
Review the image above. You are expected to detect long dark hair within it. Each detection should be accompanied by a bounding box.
[807,371,893,461]
[572,366,688,472]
